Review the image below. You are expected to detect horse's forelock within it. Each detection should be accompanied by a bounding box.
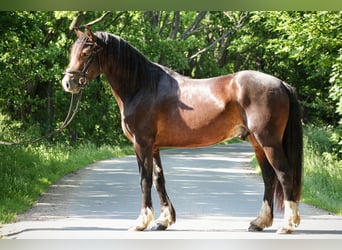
[71,35,89,56]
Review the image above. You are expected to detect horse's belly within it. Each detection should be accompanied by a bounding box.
[155,113,246,148]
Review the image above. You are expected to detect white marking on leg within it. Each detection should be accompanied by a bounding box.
[154,207,173,228]
[277,200,300,234]
[250,200,273,229]
[129,207,154,231]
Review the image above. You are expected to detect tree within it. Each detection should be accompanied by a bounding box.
[1,11,341,146]
[0,12,68,135]
[225,11,342,125]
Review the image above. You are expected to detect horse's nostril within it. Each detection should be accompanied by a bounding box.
[66,82,70,89]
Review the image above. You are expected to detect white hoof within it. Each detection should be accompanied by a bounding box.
[150,207,173,231]
[277,201,300,234]
[129,207,154,231]
[249,200,273,231]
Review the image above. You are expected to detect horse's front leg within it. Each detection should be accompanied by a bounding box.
[129,142,155,231]
[150,149,176,230]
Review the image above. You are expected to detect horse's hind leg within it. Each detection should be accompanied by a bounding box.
[262,144,300,234]
[150,149,176,230]
[248,135,276,232]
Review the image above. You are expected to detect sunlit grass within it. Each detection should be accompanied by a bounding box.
[0,142,134,224]
[301,127,342,215]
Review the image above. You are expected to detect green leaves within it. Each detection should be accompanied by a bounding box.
[0,11,341,147]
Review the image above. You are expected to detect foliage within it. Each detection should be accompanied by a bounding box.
[227,11,342,125]
[0,11,127,146]
[1,11,341,145]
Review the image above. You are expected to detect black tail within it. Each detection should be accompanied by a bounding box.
[276,82,303,208]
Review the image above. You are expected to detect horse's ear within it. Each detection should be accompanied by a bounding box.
[85,26,97,43]
[74,27,84,38]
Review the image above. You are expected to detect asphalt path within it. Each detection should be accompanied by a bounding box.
[1,143,341,239]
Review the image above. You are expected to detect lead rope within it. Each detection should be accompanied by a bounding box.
[0,90,83,146]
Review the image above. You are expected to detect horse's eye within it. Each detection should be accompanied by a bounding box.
[81,52,89,57]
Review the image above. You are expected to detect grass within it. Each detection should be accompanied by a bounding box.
[0,142,134,224]
[251,126,342,215]
[301,148,342,214]
[301,126,342,215]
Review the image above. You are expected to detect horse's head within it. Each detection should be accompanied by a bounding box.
[62,26,102,93]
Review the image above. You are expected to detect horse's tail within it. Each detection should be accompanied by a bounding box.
[276,81,303,209]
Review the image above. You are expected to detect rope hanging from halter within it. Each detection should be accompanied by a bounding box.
[0,90,83,146]
[1,30,101,146]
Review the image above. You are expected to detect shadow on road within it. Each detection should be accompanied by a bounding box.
[1,143,342,239]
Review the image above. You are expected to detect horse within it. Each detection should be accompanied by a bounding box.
[62,27,303,234]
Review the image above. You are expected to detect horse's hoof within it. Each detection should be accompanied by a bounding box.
[128,225,147,231]
[276,227,294,234]
[150,223,168,231]
[248,224,263,232]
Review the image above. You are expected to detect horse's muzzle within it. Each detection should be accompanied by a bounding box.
[62,74,83,94]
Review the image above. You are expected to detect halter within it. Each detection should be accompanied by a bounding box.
[63,42,102,87]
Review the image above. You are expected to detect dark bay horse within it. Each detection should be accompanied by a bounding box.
[62,27,303,234]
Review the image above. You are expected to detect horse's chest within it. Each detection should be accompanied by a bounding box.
[121,109,156,141]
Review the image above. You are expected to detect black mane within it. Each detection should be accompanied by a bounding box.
[95,32,164,96]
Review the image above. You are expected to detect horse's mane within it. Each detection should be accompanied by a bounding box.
[95,32,170,96]
[157,63,188,84]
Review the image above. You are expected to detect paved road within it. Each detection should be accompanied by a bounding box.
[1,143,341,239]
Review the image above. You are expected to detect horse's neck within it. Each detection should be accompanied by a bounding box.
[103,61,164,104]
[104,73,127,105]
[110,84,125,112]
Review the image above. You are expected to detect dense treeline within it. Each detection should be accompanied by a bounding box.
[0,11,341,147]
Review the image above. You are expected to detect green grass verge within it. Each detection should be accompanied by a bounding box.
[301,126,342,215]
[301,148,342,214]
[0,142,134,225]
